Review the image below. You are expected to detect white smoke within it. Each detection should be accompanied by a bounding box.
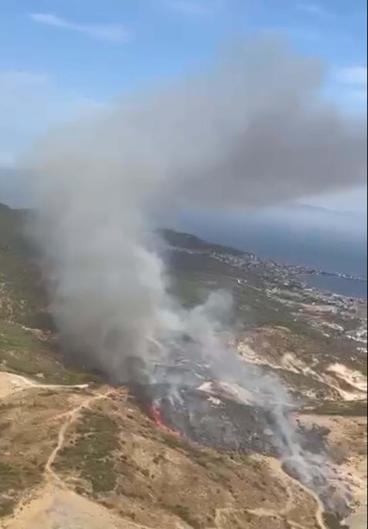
[28,38,366,380]
[26,37,363,517]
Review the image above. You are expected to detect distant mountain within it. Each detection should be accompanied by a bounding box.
[159,228,248,257]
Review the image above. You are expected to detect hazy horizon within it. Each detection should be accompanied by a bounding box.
[0,1,367,233]
[0,1,366,289]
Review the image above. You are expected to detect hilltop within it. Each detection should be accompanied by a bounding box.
[0,203,366,529]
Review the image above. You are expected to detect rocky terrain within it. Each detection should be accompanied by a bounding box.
[0,204,366,529]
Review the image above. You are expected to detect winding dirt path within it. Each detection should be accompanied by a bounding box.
[44,389,115,483]
[0,375,120,529]
[0,369,117,487]
[214,505,308,529]
[222,456,329,529]
[273,459,328,529]
[0,370,332,529]
[0,371,90,399]
[0,486,149,529]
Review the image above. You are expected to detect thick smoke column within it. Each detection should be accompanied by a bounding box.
[28,37,366,376]
[28,38,363,516]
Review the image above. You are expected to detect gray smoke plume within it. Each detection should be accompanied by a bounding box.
[27,37,362,517]
[28,37,366,377]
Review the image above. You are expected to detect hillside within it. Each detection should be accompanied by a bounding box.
[0,204,366,529]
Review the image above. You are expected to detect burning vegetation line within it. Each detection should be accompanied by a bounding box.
[148,401,182,437]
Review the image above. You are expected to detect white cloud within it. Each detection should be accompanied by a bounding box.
[0,69,107,206]
[297,2,331,18]
[337,66,367,87]
[162,0,221,16]
[0,69,105,158]
[334,66,367,109]
[0,70,49,86]
[330,65,367,112]
[29,13,129,43]
[300,186,367,214]
[0,152,16,168]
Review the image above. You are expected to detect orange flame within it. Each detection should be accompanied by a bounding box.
[149,404,181,437]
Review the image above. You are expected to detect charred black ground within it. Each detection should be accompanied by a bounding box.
[131,380,351,522]
[132,380,327,456]
[123,328,354,525]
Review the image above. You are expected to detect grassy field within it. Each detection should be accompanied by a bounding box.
[55,409,120,494]
[0,320,95,384]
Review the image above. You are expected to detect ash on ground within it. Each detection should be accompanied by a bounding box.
[123,335,352,522]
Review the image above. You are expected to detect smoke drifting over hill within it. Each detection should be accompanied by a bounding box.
[28,36,366,375]
[27,38,364,359]
[27,37,363,516]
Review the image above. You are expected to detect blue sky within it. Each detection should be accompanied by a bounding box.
[0,0,366,217]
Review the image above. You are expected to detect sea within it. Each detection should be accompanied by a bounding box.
[173,213,367,299]
[299,274,367,299]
